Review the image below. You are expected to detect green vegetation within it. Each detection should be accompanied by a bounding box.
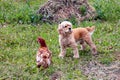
[0,0,120,79]
[0,0,46,24]
[92,0,120,21]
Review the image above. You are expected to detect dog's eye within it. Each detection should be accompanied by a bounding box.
[64,26,67,28]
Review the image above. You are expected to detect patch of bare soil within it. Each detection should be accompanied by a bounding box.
[50,71,63,80]
[114,51,120,60]
[80,60,120,80]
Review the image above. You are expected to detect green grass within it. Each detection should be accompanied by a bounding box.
[0,0,120,79]
[92,0,120,21]
[0,0,47,24]
[0,21,120,79]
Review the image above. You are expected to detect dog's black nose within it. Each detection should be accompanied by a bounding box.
[69,28,71,31]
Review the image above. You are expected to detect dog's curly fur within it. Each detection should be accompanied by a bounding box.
[58,21,97,58]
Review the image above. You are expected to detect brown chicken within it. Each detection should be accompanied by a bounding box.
[36,37,52,68]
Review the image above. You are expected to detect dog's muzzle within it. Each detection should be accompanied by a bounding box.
[68,28,72,33]
[69,28,71,31]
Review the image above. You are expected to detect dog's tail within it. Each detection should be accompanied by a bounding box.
[37,37,47,47]
[86,26,95,35]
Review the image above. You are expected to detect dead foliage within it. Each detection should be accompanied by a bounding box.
[37,0,96,23]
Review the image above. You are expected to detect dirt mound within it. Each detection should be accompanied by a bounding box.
[37,0,96,23]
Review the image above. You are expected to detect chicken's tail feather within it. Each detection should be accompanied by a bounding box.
[37,37,47,47]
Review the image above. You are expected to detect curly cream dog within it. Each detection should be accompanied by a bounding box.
[58,21,97,58]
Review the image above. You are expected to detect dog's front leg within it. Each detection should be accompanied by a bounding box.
[59,46,66,58]
[71,44,79,58]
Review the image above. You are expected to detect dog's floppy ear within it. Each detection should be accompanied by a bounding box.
[57,24,63,34]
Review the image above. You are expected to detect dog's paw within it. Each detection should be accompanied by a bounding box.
[92,51,98,56]
[58,54,64,58]
[91,48,97,55]
[73,55,79,58]
[80,48,84,50]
